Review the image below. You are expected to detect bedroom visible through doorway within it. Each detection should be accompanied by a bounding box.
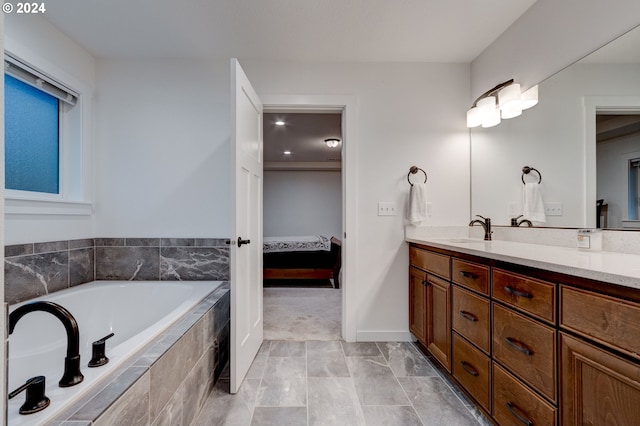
[262,111,343,340]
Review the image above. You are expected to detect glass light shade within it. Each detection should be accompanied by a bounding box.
[521,85,538,110]
[498,83,521,111]
[325,138,340,148]
[481,106,501,127]
[466,106,482,127]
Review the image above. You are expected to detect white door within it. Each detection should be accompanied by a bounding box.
[230,59,263,393]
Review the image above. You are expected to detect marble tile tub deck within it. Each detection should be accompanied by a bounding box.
[44,283,230,425]
[194,340,489,426]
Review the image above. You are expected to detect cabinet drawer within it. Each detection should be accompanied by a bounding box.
[561,286,640,359]
[452,333,490,412]
[452,286,490,354]
[493,363,557,426]
[492,268,556,323]
[452,259,489,295]
[493,303,557,402]
[409,247,450,279]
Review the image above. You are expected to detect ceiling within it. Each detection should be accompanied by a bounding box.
[41,0,537,62]
[264,113,342,166]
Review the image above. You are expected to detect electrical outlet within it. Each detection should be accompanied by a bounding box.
[378,202,397,216]
[545,202,563,216]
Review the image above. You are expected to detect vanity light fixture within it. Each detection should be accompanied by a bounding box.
[275,120,285,126]
[325,138,340,148]
[283,150,292,155]
[466,79,538,128]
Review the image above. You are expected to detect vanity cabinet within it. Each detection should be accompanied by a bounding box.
[409,247,452,371]
[409,242,640,425]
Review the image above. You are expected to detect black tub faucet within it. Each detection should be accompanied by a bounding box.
[9,301,84,387]
[469,215,492,241]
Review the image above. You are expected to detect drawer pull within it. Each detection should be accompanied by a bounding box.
[504,286,533,299]
[459,310,478,322]
[421,280,428,286]
[459,271,478,280]
[505,337,534,355]
[459,360,479,377]
[506,401,534,426]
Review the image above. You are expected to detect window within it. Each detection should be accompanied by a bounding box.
[5,74,60,194]
[4,52,85,208]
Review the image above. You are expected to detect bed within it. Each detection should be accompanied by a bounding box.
[263,235,342,288]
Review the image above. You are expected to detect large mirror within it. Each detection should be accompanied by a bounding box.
[470,25,640,229]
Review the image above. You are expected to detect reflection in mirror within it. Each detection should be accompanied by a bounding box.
[470,25,640,229]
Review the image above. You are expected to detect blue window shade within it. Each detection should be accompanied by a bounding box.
[5,74,60,194]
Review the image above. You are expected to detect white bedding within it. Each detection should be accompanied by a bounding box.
[263,235,331,253]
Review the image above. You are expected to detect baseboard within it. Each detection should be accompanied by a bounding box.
[355,330,414,342]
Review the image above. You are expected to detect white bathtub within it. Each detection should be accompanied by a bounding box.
[8,280,223,425]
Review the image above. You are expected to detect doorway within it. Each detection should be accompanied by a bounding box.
[261,94,357,342]
[262,111,343,340]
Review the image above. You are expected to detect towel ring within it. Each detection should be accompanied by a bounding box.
[408,166,428,187]
[521,166,542,184]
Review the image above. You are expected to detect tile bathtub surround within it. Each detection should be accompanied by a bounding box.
[47,283,231,425]
[5,237,230,304]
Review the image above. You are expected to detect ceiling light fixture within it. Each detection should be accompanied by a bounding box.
[466,79,538,128]
[275,120,285,126]
[325,138,340,148]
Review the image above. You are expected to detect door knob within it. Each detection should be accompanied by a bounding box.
[237,237,251,247]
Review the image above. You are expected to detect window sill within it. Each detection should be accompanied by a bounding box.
[5,197,93,216]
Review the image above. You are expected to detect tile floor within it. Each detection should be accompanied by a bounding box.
[194,340,489,425]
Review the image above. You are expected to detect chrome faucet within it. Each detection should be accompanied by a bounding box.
[469,215,492,240]
[510,215,533,227]
[9,301,84,387]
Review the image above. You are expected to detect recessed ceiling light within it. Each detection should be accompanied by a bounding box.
[275,120,285,126]
[283,150,292,155]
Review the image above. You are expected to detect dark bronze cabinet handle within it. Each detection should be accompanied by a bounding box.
[459,310,478,322]
[421,280,428,287]
[459,361,479,377]
[459,271,478,279]
[504,286,533,299]
[506,401,534,426]
[505,337,533,355]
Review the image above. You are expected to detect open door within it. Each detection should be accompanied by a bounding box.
[230,59,263,393]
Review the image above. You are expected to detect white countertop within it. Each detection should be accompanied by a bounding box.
[406,234,640,291]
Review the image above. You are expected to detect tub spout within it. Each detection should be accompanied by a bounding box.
[9,301,84,387]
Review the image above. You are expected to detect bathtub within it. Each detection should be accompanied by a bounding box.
[8,280,224,425]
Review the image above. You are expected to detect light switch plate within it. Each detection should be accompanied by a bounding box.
[378,202,398,216]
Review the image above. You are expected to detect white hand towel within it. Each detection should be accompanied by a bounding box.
[408,182,428,224]
[522,182,546,223]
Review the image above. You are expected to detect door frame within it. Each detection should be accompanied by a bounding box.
[261,94,357,341]
[584,95,640,227]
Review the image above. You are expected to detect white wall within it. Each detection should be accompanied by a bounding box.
[4,15,96,244]
[242,60,470,339]
[264,171,341,238]
[471,0,640,99]
[94,59,231,237]
[95,59,470,339]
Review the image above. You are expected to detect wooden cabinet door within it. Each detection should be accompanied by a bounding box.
[427,274,451,372]
[409,267,428,345]
[561,333,640,425]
